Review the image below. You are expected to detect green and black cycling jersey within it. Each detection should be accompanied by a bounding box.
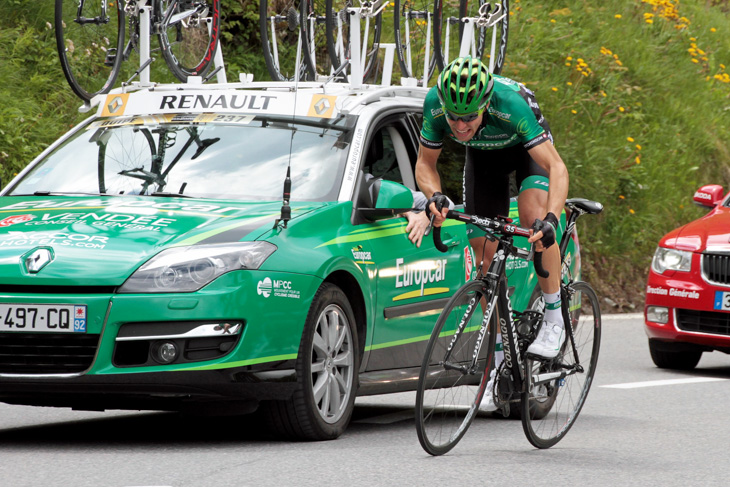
[419,74,553,151]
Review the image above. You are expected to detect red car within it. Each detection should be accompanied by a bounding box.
[645,184,730,369]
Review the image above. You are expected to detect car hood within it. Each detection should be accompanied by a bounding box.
[661,205,730,252]
[0,195,322,286]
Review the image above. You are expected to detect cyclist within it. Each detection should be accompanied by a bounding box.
[416,56,569,411]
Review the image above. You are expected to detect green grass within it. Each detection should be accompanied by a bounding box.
[1,0,729,308]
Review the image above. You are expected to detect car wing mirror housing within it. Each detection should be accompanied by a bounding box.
[357,179,414,221]
[693,184,725,209]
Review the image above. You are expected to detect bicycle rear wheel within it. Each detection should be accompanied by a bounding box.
[260,0,309,81]
[415,279,497,456]
[55,0,125,102]
[521,281,601,448]
[156,0,221,82]
[325,0,383,83]
[394,0,439,85]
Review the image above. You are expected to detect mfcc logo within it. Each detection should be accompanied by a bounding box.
[257,277,301,299]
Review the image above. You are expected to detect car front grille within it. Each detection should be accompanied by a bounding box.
[676,309,730,336]
[702,253,730,285]
[0,333,100,374]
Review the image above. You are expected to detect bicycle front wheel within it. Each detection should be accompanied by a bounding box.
[394,0,439,85]
[55,0,125,102]
[521,281,601,449]
[156,0,221,82]
[415,279,497,456]
[301,0,331,80]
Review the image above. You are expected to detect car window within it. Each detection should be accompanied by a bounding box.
[7,116,352,202]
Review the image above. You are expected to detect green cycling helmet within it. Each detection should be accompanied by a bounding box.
[436,56,493,114]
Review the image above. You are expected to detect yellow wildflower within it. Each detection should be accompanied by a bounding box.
[627,137,635,142]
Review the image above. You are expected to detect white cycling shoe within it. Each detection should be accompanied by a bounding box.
[478,368,498,412]
[526,320,565,359]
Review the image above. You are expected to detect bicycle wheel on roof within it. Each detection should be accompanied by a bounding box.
[260,0,309,81]
[435,0,507,74]
[155,0,221,82]
[394,0,439,85]
[55,0,125,102]
[325,0,383,83]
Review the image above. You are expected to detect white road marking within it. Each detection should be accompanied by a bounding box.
[601,377,729,389]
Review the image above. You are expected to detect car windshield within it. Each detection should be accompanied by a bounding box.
[7,115,352,202]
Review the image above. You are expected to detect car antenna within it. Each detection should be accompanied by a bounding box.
[274,37,305,230]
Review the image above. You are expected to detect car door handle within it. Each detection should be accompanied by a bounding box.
[440,232,461,248]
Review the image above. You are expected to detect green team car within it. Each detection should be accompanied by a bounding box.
[0,82,579,440]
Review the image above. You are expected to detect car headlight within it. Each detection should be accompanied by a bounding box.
[651,247,692,274]
[119,242,277,293]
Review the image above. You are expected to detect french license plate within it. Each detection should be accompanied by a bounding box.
[0,304,87,333]
[714,292,730,311]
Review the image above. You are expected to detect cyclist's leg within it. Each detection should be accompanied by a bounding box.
[463,145,514,411]
[515,154,566,357]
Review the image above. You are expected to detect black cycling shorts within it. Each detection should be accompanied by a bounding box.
[462,143,549,219]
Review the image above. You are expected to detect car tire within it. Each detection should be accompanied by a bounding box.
[648,340,702,370]
[263,282,359,440]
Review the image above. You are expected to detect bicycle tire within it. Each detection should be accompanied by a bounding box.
[260,0,309,81]
[324,0,383,83]
[155,0,221,82]
[435,0,507,74]
[415,279,497,456]
[394,0,439,85]
[55,0,125,102]
[521,281,601,449]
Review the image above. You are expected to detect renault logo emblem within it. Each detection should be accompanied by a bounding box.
[22,247,54,274]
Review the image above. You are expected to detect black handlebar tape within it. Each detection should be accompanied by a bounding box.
[433,226,448,253]
[534,252,550,278]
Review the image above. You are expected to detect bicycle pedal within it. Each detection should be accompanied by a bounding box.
[104,48,117,67]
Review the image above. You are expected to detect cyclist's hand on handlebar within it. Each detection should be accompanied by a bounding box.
[425,192,450,227]
[528,212,558,250]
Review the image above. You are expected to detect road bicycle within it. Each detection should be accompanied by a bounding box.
[415,198,603,455]
[55,0,221,102]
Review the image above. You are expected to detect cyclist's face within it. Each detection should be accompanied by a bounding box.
[445,102,488,142]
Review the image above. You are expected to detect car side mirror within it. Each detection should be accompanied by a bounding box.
[693,184,725,209]
[357,179,414,221]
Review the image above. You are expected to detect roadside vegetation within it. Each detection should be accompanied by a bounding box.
[1,0,728,310]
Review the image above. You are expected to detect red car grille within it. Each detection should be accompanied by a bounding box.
[702,253,730,285]
[0,334,100,374]
[676,309,730,336]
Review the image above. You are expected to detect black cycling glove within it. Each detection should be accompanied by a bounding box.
[532,212,558,248]
[425,192,449,217]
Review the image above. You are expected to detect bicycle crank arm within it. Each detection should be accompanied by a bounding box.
[531,367,581,386]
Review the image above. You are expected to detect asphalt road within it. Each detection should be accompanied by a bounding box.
[0,314,729,487]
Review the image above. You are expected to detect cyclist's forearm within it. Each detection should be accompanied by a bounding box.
[546,161,569,218]
[415,145,443,197]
